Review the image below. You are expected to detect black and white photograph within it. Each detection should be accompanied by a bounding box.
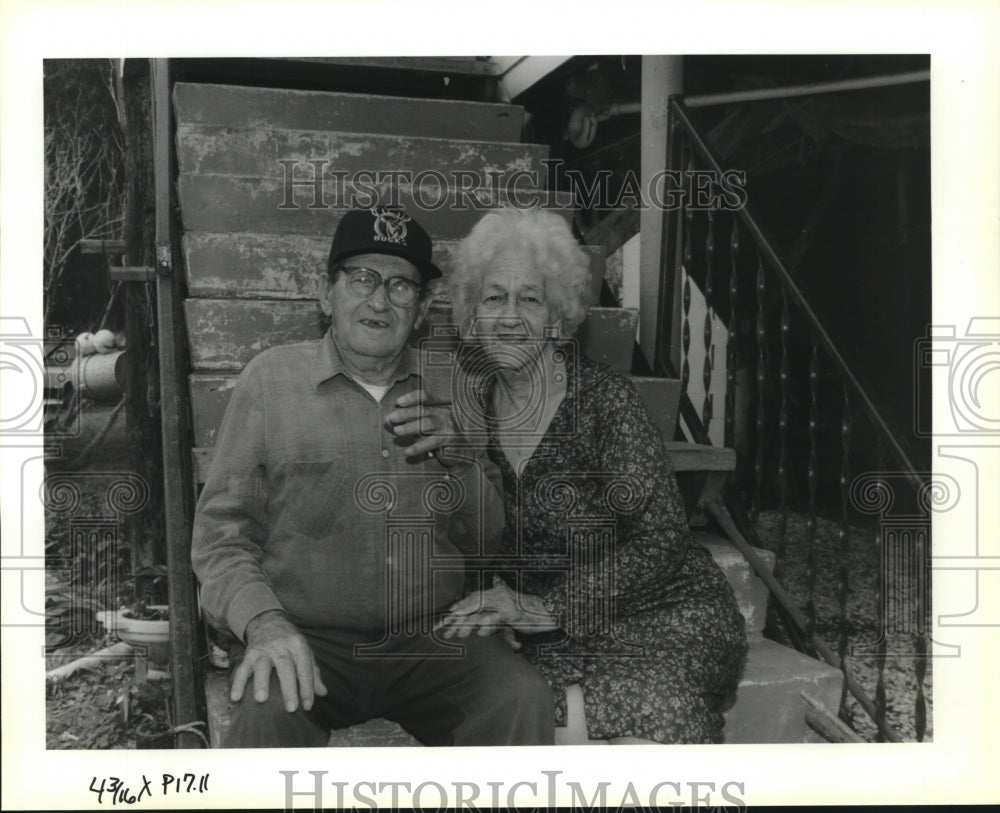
[2,1,998,810]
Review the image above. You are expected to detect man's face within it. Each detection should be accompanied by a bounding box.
[320,252,428,363]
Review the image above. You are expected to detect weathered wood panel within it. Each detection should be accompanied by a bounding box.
[183,232,605,304]
[176,124,548,179]
[187,303,638,385]
[575,307,639,372]
[631,376,681,442]
[189,374,238,446]
[194,447,216,485]
[183,232,327,300]
[185,299,323,370]
[173,82,522,142]
[664,442,737,472]
[177,174,574,237]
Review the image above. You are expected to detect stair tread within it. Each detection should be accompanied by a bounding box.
[174,82,522,142]
[182,233,603,302]
[175,122,549,179]
[724,638,844,743]
[694,532,776,570]
[177,175,574,237]
[741,637,841,684]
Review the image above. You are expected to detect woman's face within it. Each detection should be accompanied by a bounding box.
[472,248,558,370]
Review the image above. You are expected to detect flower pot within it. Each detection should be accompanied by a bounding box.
[97,606,170,667]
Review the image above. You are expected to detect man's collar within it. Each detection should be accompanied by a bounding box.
[310,330,420,390]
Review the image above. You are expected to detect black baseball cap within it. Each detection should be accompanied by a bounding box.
[328,206,443,283]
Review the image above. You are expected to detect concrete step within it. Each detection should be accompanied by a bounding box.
[693,531,774,640]
[723,638,844,743]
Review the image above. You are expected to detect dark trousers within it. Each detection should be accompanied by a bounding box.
[223,628,555,747]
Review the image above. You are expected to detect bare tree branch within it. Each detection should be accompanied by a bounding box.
[44,59,125,326]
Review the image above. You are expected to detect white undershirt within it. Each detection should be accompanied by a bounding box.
[351,378,391,403]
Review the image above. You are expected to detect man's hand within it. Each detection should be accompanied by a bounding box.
[230,610,328,713]
[386,388,465,462]
[434,581,557,639]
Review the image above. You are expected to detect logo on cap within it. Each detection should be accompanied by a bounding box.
[371,207,410,246]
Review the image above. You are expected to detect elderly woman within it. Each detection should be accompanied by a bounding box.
[435,206,747,744]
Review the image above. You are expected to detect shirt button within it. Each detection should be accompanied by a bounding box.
[381,449,389,458]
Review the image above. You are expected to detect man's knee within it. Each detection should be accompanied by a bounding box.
[464,638,554,716]
[223,672,328,748]
[493,657,553,713]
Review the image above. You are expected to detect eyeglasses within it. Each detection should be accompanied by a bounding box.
[333,265,424,308]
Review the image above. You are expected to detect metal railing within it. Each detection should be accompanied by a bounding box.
[656,96,932,742]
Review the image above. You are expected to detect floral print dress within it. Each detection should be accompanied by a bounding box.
[481,348,748,743]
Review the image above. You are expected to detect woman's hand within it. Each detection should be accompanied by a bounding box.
[386,388,468,465]
[434,579,557,639]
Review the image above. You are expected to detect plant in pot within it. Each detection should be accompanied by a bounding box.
[97,565,170,668]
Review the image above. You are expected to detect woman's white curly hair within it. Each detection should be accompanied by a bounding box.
[450,206,591,339]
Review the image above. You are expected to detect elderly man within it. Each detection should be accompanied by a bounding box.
[192,206,553,747]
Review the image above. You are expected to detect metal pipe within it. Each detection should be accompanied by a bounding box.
[684,70,929,108]
[641,56,684,371]
[598,101,642,120]
[151,57,204,749]
[70,351,125,401]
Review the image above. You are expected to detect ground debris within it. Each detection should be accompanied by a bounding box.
[755,510,933,742]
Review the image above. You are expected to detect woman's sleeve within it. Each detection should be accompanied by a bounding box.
[534,372,693,634]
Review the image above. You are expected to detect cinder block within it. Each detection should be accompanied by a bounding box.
[694,532,775,640]
[723,638,844,743]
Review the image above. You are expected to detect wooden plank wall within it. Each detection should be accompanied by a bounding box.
[176,83,679,478]
[176,82,590,474]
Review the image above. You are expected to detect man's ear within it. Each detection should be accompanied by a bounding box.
[412,295,430,332]
[318,274,333,317]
